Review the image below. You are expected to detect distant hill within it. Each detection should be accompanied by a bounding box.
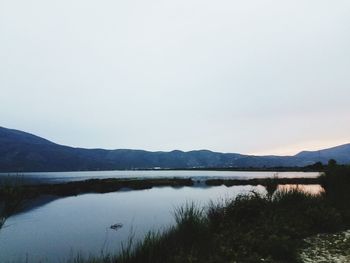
[295,144,350,164]
[0,127,349,172]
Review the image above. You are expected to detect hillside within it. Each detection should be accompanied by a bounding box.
[0,127,349,172]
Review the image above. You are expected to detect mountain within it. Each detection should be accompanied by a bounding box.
[0,126,349,172]
[295,144,350,164]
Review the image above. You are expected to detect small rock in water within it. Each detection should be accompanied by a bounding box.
[110,223,123,231]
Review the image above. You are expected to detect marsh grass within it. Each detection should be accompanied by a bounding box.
[265,173,280,198]
[67,253,116,263]
[0,178,25,230]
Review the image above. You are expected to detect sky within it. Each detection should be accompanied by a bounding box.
[1,0,350,155]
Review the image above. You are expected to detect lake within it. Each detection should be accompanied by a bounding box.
[0,171,321,262]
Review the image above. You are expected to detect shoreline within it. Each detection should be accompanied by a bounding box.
[0,176,322,200]
[0,167,323,173]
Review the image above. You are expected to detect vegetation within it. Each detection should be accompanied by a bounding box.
[69,164,350,263]
[0,179,24,230]
[0,178,194,200]
[0,177,320,201]
[205,177,319,187]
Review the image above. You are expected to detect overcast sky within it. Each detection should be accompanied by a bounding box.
[1,0,350,155]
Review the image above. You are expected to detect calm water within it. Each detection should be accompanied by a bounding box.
[0,171,321,262]
[0,185,265,262]
[0,170,320,185]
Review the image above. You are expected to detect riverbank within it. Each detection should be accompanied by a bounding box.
[0,176,320,200]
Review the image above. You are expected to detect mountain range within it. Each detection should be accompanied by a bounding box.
[0,126,349,172]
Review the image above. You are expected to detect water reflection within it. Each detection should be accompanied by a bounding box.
[0,185,264,263]
[0,170,320,185]
[0,183,323,263]
[276,184,324,195]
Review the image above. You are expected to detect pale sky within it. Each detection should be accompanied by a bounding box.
[1,0,350,155]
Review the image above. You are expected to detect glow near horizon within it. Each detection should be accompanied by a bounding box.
[1,0,350,155]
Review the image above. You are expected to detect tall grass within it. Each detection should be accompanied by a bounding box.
[0,179,24,230]
[265,173,279,198]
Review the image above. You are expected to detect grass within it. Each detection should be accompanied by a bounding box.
[0,179,24,230]
[79,165,350,263]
